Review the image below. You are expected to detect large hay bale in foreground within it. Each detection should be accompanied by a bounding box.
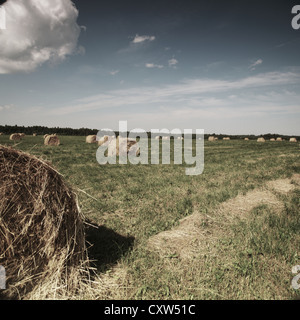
[0,146,88,299]
[44,134,60,146]
[289,137,297,142]
[257,137,265,142]
[86,135,97,144]
[9,133,21,141]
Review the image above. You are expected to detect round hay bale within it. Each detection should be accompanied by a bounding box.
[270,138,275,141]
[43,134,49,139]
[9,133,21,141]
[276,137,282,141]
[208,136,215,141]
[97,135,109,146]
[19,133,25,138]
[0,146,88,299]
[0,132,3,136]
[155,136,160,140]
[289,137,297,142]
[257,137,265,142]
[223,137,230,140]
[33,133,37,136]
[86,135,97,144]
[44,135,60,146]
[107,136,140,157]
[244,138,249,141]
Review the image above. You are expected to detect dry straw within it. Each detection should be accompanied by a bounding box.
[44,135,60,146]
[289,137,297,142]
[257,137,265,142]
[0,146,89,299]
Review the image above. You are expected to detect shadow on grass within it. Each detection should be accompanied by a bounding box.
[85,221,135,273]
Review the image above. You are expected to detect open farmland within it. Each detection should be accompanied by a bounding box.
[0,135,299,300]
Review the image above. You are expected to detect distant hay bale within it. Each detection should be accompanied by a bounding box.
[223,137,230,140]
[44,135,60,146]
[108,136,140,157]
[97,135,109,146]
[244,138,249,141]
[289,137,297,142]
[86,135,97,144]
[162,136,170,140]
[0,146,88,299]
[0,132,3,136]
[270,138,275,141]
[9,133,21,141]
[276,137,282,141]
[208,136,216,141]
[33,133,37,136]
[257,137,265,142]
[155,136,160,140]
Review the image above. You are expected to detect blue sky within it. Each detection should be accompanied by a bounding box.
[0,0,300,135]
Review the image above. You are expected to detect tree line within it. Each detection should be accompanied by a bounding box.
[0,125,298,140]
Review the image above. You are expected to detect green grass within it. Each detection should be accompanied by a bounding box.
[1,135,299,299]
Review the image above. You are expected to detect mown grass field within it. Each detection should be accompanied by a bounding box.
[0,134,299,300]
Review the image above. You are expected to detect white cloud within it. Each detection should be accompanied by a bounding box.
[131,34,155,44]
[249,59,263,70]
[145,63,164,69]
[0,0,81,74]
[168,58,178,68]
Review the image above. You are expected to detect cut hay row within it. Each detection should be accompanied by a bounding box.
[0,146,89,299]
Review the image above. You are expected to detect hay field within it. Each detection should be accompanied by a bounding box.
[0,135,299,300]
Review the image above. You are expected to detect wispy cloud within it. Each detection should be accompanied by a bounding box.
[0,104,14,111]
[48,71,300,116]
[109,70,119,75]
[168,58,178,68]
[249,59,263,71]
[145,63,164,69]
[131,34,155,44]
